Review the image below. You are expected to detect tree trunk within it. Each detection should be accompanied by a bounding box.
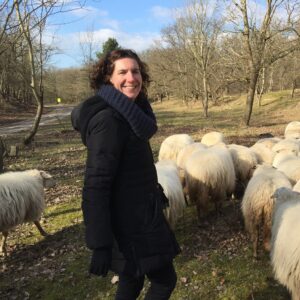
[23,99,43,145]
[257,67,265,107]
[0,137,4,173]
[291,80,296,99]
[203,71,209,118]
[244,71,259,126]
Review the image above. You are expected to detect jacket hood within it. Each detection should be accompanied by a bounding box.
[71,95,108,145]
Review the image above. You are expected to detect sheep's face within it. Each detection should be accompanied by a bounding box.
[272,187,299,202]
[39,171,56,188]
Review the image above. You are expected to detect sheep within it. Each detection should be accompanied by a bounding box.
[227,144,258,198]
[0,169,55,256]
[250,142,274,165]
[254,137,281,150]
[176,142,207,170]
[155,160,186,229]
[284,121,300,140]
[271,187,300,300]
[158,134,194,162]
[294,180,300,193]
[272,138,300,156]
[200,131,226,147]
[241,165,292,258]
[276,156,300,185]
[176,142,207,193]
[184,145,235,221]
[272,152,297,169]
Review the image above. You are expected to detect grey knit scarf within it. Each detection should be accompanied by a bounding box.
[98,85,157,140]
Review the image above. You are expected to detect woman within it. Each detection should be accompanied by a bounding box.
[71,49,180,300]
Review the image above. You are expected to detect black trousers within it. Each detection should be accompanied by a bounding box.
[115,262,177,300]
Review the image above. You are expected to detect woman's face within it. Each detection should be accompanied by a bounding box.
[110,58,142,100]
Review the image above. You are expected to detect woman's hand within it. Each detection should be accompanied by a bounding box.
[89,248,112,277]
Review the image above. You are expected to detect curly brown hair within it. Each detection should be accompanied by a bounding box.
[90,49,150,96]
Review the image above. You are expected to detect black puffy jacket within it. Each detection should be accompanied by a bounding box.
[71,95,180,276]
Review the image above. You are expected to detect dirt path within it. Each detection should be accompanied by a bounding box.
[0,105,74,136]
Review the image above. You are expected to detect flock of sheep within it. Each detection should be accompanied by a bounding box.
[1,120,300,298]
[156,120,300,300]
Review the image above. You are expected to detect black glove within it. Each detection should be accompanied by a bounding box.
[89,248,112,277]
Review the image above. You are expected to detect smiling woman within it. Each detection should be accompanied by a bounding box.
[109,58,142,100]
[71,49,180,299]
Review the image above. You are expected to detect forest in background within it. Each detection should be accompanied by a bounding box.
[1,0,300,145]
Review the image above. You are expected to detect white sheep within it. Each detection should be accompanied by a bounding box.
[158,134,194,162]
[272,152,297,169]
[271,187,300,300]
[0,169,55,256]
[241,165,292,258]
[250,142,274,165]
[294,180,300,193]
[155,160,186,229]
[200,131,226,147]
[176,142,207,170]
[254,137,281,150]
[184,145,235,221]
[276,157,300,185]
[227,144,258,198]
[284,121,300,140]
[272,138,300,156]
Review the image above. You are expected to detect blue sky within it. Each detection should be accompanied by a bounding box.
[48,0,184,68]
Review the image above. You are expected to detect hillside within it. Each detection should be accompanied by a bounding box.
[0,91,299,299]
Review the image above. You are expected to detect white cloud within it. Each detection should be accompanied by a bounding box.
[150,5,176,22]
[69,6,108,18]
[151,6,172,18]
[49,26,162,68]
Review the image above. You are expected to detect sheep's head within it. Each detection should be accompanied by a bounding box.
[272,187,300,202]
[39,170,56,188]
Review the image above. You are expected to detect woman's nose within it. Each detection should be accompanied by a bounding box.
[126,71,135,81]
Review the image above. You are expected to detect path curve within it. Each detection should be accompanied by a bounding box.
[0,104,74,136]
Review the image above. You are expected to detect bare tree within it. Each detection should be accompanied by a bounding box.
[181,0,224,116]
[12,0,86,144]
[227,0,300,125]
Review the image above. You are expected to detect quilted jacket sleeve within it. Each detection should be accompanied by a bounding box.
[82,109,128,250]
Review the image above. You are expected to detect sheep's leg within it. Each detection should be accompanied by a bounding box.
[0,231,8,257]
[34,220,48,236]
[251,224,259,259]
[263,223,271,252]
[292,291,300,300]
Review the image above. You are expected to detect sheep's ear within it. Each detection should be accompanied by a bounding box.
[39,170,52,179]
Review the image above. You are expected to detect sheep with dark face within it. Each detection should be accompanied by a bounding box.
[271,187,300,300]
[0,169,55,256]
